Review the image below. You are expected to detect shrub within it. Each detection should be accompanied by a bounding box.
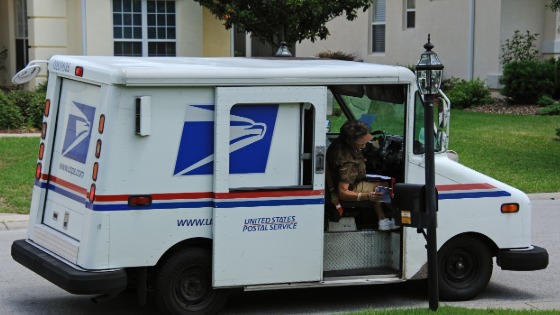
[500,60,556,104]
[500,30,540,65]
[35,80,48,94]
[315,50,356,61]
[445,78,492,109]
[537,103,560,115]
[537,95,555,107]
[6,89,45,129]
[552,57,560,99]
[440,77,462,94]
[0,92,25,130]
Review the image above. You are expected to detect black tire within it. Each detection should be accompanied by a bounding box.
[438,236,493,301]
[155,248,228,315]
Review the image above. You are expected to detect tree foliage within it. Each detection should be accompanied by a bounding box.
[548,0,560,11]
[193,0,371,50]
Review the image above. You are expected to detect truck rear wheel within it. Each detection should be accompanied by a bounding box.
[155,248,228,315]
[438,236,492,301]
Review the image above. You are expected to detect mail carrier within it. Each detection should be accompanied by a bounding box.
[11,56,548,315]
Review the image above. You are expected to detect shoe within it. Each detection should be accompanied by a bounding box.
[388,218,400,230]
[378,218,392,231]
[378,218,400,231]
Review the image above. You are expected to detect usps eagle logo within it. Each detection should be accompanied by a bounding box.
[61,101,96,164]
[174,104,278,176]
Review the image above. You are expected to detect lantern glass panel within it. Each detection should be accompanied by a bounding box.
[416,69,428,95]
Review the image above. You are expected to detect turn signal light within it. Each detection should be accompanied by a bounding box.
[35,163,42,180]
[95,139,102,158]
[501,203,519,213]
[38,143,44,160]
[41,122,47,139]
[92,162,99,181]
[128,195,152,207]
[88,184,96,203]
[44,99,50,117]
[98,114,105,134]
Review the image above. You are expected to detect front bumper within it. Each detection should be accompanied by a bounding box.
[497,245,549,271]
[11,239,127,295]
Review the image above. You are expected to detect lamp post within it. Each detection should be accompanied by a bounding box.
[415,34,444,311]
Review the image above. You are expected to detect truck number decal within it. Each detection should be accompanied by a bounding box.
[51,60,71,73]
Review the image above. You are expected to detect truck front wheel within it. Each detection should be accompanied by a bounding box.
[155,248,228,315]
[438,236,493,301]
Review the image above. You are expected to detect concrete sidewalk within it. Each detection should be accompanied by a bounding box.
[0,132,41,137]
[1,193,558,231]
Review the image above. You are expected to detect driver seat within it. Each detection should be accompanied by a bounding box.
[324,163,375,231]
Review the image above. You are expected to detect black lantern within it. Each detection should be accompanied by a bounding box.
[274,41,293,57]
[416,35,444,97]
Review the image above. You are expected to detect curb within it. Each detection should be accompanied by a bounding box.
[0,214,29,231]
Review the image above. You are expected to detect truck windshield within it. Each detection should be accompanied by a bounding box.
[327,84,406,137]
[326,84,407,182]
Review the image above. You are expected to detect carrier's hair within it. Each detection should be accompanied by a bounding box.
[340,120,369,143]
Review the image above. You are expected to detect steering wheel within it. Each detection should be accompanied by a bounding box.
[371,130,386,147]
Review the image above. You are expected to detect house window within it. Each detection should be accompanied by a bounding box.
[406,0,415,29]
[371,0,386,53]
[15,0,28,71]
[113,0,176,57]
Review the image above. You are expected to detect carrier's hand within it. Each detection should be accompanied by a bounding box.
[368,191,384,201]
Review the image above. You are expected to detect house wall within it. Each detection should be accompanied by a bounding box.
[202,8,231,57]
[177,0,204,56]
[297,0,555,89]
[82,0,112,55]
[294,9,369,60]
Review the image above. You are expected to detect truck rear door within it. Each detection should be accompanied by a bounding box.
[41,78,100,241]
[212,86,326,287]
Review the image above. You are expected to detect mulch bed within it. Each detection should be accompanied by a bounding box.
[463,98,539,115]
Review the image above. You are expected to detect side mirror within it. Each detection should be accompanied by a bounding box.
[12,60,48,84]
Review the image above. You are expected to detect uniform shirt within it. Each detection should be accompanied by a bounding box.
[326,137,366,191]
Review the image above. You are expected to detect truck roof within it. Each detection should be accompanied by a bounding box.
[48,55,415,86]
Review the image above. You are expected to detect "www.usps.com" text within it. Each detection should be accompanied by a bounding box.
[59,163,84,178]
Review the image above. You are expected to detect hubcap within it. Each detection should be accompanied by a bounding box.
[444,248,477,286]
[175,269,211,307]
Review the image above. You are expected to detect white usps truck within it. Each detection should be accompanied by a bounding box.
[12,56,548,315]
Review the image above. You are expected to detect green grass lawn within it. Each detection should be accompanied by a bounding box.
[0,137,38,214]
[344,305,559,315]
[0,111,559,214]
[448,110,560,193]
